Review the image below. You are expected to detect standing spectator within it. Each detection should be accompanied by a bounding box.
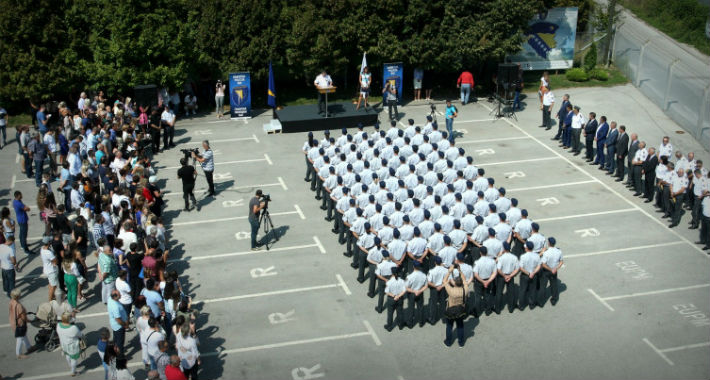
[149,108,162,153]
[43,129,59,177]
[20,125,33,177]
[59,161,73,211]
[115,355,136,380]
[413,67,424,101]
[176,324,200,379]
[0,104,7,148]
[97,327,111,380]
[108,290,129,354]
[456,70,475,105]
[56,312,83,376]
[215,80,226,119]
[63,255,84,308]
[154,340,171,378]
[9,289,31,359]
[512,64,523,111]
[27,132,47,187]
[552,94,569,138]
[36,103,49,136]
[161,106,176,149]
[137,306,153,370]
[2,207,15,252]
[12,191,31,255]
[98,244,118,304]
[40,236,58,301]
[116,270,133,317]
[1,237,18,297]
[382,80,399,121]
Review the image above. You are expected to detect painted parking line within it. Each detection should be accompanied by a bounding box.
[476,156,561,167]
[565,241,686,259]
[457,136,530,144]
[11,174,16,189]
[163,179,285,197]
[0,275,351,328]
[184,134,259,144]
[506,179,597,192]
[169,204,303,226]
[588,284,710,312]
[476,102,709,260]
[160,153,272,170]
[643,338,710,366]
[168,236,323,262]
[533,208,637,223]
[20,320,379,380]
[457,118,498,123]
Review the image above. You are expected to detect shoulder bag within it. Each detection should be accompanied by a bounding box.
[444,287,467,320]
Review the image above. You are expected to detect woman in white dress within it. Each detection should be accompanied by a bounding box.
[56,312,83,376]
[176,323,200,379]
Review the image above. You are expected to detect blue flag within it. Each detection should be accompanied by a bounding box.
[267,61,276,108]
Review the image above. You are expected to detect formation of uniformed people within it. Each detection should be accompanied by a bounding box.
[546,93,710,248]
[303,119,564,332]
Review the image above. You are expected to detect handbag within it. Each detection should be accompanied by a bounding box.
[14,306,27,338]
[444,287,468,320]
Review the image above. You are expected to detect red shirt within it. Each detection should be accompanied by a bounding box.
[457,71,474,86]
[165,365,187,380]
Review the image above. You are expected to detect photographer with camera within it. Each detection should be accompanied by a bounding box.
[177,157,197,211]
[192,140,215,197]
[382,81,399,121]
[444,99,458,144]
[248,190,267,251]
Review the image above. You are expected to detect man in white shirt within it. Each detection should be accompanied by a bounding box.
[314,71,333,116]
[40,236,58,301]
[540,86,554,129]
[161,106,176,149]
[658,136,673,159]
[570,106,585,155]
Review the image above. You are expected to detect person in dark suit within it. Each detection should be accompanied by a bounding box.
[592,116,608,167]
[603,122,618,173]
[623,134,639,184]
[584,112,598,162]
[643,148,659,202]
[552,94,570,140]
[614,126,629,178]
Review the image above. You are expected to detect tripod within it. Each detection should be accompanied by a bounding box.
[259,206,278,250]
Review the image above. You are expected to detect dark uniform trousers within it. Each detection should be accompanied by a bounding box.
[495,275,516,312]
[691,196,703,227]
[518,273,539,309]
[657,184,671,215]
[585,136,595,160]
[357,250,368,282]
[345,230,355,257]
[325,197,334,219]
[670,194,686,225]
[367,263,378,297]
[376,277,388,312]
[407,292,426,327]
[304,155,312,180]
[539,269,559,304]
[512,239,525,257]
[310,170,317,191]
[428,287,446,324]
[335,213,346,244]
[644,172,656,201]
[315,176,323,199]
[385,296,405,329]
[474,278,495,314]
[615,155,626,179]
[699,215,710,245]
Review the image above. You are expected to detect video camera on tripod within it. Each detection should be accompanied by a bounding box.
[180,148,200,159]
[260,193,272,209]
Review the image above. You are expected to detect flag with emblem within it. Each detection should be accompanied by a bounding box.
[267,61,276,109]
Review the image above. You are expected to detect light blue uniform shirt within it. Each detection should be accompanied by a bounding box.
[497,252,520,274]
[406,270,428,291]
[407,237,427,257]
[427,233,445,254]
[482,237,502,257]
[514,219,533,240]
[438,246,457,268]
[385,277,407,296]
[473,256,496,279]
[375,260,397,277]
[427,266,448,286]
[200,149,214,171]
[520,251,541,274]
[387,239,407,261]
[527,232,546,253]
[541,247,563,269]
[367,246,383,264]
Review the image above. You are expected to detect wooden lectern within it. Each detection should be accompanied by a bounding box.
[318,86,337,118]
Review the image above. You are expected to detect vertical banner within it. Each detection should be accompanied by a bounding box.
[229,72,251,119]
[507,7,579,70]
[383,62,403,103]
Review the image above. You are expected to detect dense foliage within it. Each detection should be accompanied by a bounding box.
[0,0,591,110]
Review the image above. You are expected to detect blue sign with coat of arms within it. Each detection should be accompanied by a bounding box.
[229,72,251,119]
[508,7,579,71]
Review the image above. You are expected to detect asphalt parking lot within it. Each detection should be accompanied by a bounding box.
[1,83,708,379]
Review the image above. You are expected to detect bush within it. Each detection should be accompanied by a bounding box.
[589,68,609,81]
[566,68,589,82]
[584,42,598,72]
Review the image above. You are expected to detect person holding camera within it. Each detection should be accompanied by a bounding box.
[383,81,399,121]
[192,140,215,197]
[443,263,469,347]
[177,157,197,211]
[248,190,267,251]
[215,80,226,119]
[444,99,458,144]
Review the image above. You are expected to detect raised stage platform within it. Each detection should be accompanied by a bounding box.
[275,103,380,133]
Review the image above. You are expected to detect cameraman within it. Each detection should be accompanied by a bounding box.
[177,157,197,211]
[248,190,267,251]
[192,140,215,197]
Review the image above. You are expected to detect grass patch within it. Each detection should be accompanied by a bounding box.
[620,0,710,56]
[522,65,629,92]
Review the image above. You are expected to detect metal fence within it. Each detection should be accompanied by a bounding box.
[612,13,710,149]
